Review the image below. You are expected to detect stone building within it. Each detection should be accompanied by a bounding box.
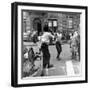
[22,11,81,35]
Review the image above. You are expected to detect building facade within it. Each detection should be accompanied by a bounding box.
[23,11,80,35]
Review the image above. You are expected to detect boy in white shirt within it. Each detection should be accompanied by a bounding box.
[55,32,62,60]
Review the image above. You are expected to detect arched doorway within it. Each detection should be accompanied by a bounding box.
[33,18,42,36]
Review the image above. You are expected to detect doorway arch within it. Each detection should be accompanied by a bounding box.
[33,18,42,36]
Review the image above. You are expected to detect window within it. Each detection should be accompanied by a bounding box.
[53,21,57,27]
[67,18,73,29]
[48,21,52,27]
[48,19,57,32]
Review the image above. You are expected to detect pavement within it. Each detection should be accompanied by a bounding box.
[23,42,80,77]
[48,44,80,76]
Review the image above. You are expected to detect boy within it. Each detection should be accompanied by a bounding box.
[55,32,62,60]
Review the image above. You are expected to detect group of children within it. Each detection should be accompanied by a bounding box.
[23,29,63,77]
[23,23,80,77]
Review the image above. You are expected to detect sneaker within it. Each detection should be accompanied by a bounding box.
[48,64,53,68]
[56,57,61,60]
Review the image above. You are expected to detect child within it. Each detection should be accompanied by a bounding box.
[55,32,62,60]
[39,42,51,69]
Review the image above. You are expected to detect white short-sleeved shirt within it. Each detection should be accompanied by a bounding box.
[41,32,54,44]
[56,33,62,42]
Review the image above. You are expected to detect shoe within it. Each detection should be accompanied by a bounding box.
[56,57,61,60]
[41,73,44,76]
[48,64,53,68]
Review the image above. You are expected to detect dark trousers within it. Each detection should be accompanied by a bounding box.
[43,54,50,68]
[41,43,50,68]
[56,41,62,58]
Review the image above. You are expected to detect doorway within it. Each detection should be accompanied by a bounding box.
[33,18,42,36]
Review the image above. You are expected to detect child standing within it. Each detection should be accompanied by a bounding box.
[55,32,62,60]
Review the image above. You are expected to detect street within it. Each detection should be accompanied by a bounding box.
[48,44,80,76]
[23,42,80,77]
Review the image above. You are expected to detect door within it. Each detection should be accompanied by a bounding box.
[33,18,42,36]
